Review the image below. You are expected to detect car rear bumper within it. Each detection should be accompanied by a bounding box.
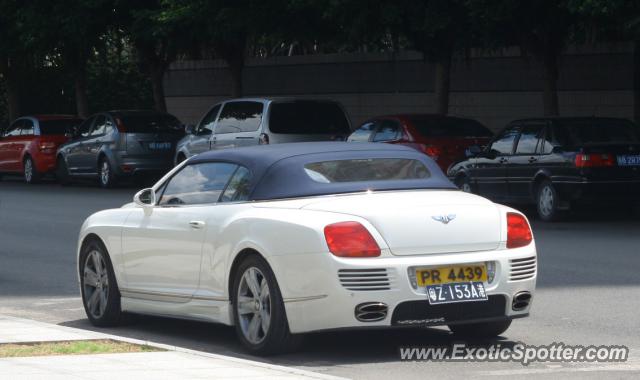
[111,154,174,177]
[556,180,640,202]
[33,152,57,173]
[270,244,536,334]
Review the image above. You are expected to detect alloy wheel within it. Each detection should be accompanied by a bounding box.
[539,185,554,217]
[236,267,271,345]
[83,250,110,319]
[24,158,33,183]
[100,161,110,186]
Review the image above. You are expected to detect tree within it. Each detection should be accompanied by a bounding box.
[469,0,575,117]
[120,0,189,112]
[161,0,285,97]
[0,0,25,120]
[22,0,115,117]
[402,0,472,115]
[329,0,473,115]
[568,0,640,123]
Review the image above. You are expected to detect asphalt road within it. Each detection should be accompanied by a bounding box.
[1,176,639,379]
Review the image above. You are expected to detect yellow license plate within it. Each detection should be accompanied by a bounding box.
[416,264,487,287]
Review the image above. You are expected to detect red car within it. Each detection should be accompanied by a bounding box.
[348,114,493,171]
[0,115,83,183]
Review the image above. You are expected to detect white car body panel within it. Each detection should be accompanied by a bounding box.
[78,185,536,333]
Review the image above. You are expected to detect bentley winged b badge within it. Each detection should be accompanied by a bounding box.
[431,214,456,224]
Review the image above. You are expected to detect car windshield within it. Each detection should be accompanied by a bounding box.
[39,119,83,135]
[120,114,183,134]
[269,101,351,134]
[555,119,639,145]
[304,158,430,183]
[409,117,493,138]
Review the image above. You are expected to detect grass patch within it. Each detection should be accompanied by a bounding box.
[0,339,161,358]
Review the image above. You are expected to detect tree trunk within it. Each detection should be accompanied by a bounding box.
[633,39,640,125]
[228,59,244,98]
[433,53,452,115]
[74,66,90,118]
[541,48,560,116]
[6,77,20,121]
[150,67,167,113]
[1,58,21,120]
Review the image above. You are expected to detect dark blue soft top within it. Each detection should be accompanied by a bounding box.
[189,142,456,200]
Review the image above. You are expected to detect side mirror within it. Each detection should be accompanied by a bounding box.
[465,145,482,157]
[184,124,196,135]
[484,149,498,159]
[65,126,78,138]
[134,188,156,209]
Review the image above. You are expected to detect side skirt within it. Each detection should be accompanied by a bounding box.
[120,290,233,326]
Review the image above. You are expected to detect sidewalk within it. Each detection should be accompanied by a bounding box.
[0,315,346,380]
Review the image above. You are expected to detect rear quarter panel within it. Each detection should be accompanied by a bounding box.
[198,204,380,302]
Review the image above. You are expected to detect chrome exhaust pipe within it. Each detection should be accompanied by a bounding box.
[355,302,388,322]
[512,291,532,311]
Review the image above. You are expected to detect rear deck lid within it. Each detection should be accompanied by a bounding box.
[303,191,502,255]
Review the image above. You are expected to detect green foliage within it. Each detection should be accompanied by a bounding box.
[1,0,639,121]
[87,36,154,112]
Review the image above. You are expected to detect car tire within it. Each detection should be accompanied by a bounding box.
[455,175,473,193]
[231,255,301,355]
[98,158,116,188]
[448,319,512,338]
[536,180,562,222]
[79,239,123,327]
[23,156,41,184]
[56,156,71,186]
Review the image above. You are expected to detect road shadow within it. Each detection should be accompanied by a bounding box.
[61,315,519,368]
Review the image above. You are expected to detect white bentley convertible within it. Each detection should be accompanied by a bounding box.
[77,142,536,354]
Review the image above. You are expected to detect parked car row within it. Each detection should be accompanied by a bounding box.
[2,99,639,222]
[447,117,640,221]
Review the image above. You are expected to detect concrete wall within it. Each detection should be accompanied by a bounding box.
[164,44,635,132]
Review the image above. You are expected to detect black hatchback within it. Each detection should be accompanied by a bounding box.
[448,117,640,221]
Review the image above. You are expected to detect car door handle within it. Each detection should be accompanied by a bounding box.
[189,221,206,229]
[235,136,253,140]
[499,157,508,164]
[528,157,538,163]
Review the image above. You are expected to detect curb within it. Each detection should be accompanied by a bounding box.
[0,315,347,380]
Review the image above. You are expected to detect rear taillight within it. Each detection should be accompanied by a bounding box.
[420,144,442,160]
[575,153,615,168]
[38,142,56,151]
[507,213,532,249]
[259,133,269,145]
[324,222,381,258]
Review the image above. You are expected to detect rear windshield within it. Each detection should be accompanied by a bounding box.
[39,119,83,135]
[120,114,183,134]
[269,101,351,135]
[409,117,493,138]
[304,158,430,183]
[555,119,640,145]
